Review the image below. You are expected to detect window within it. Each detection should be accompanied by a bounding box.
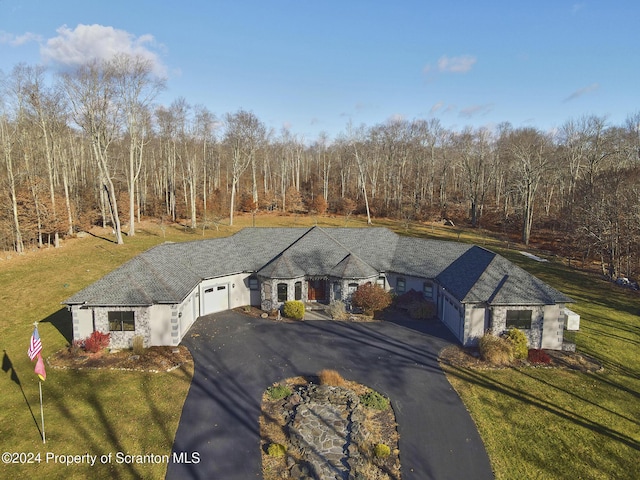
[423,282,433,299]
[294,281,302,301]
[396,278,406,294]
[506,310,532,329]
[277,283,288,302]
[108,311,135,331]
[249,277,259,291]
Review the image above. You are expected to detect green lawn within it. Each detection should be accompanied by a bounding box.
[1,214,637,479]
[443,247,640,479]
[0,214,368,479]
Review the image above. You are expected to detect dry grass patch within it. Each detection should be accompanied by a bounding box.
[478,332,514,365]
[318,368,347,387]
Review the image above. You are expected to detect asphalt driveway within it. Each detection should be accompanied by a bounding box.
[166,312,493,480]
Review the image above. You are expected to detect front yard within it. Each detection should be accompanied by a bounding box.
[1,216,637,479]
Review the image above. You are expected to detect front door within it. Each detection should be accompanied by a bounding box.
[307,279,326,301]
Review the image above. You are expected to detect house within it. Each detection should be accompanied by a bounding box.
[64,226,577,350]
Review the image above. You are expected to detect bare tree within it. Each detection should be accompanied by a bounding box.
[346,122,372,224]
[507,127,551,245]
[454,127,494,227]
[224,109,266,226]
[112,53,165,236]
[0,111,24,253]
[63,59,124,244]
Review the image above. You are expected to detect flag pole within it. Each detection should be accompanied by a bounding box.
[39,380,45,444]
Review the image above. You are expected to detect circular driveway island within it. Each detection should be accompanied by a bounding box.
[166,311,493,480]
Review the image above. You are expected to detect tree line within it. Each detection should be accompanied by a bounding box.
[1,56,639,280]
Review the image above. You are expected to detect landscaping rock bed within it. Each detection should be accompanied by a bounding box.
[261,378,401,480]
[286,384,368,479]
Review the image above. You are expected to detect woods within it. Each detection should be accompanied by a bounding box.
[1,57,639,280]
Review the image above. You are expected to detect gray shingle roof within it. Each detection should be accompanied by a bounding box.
[436,246,573,305]
[258,254,306,279]
[330,254,379,279]
[64,226,572,307]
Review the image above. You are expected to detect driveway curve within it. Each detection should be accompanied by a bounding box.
[166,312,493,480]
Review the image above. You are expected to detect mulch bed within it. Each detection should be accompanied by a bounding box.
[48,345,193,372]
[439,345,603,372]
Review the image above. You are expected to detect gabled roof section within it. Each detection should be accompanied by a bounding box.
[436,246,573,305]
[257,253,306,279]
[256,226,372,277]
[330,253,379,279]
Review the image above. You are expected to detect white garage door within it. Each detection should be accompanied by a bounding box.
[203,284,229,315]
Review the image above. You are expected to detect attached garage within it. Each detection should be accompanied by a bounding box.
[202,284,229,315]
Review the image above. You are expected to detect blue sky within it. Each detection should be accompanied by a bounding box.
[1,1,638,140]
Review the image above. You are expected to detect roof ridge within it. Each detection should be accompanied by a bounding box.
[314,226,379,271]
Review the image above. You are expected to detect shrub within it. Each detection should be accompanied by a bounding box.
[351,283,392,316]
[478,332,514,365]
[408,300,436,319]
[506,328,529,359]
[327,300,348,320]
[308,194,328,215]
[318,369,346,387]
[70,339,85,356]
[267,443,287,457]
[528,349,552,364]
[374,443,391,458]
[84,331,110,353]
[360,390,389,410]
[394,289,424,310]
[283,300,305,320]
[267,384,292,400]
[132,335,145,355]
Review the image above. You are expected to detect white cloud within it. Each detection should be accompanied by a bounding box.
[438,55,477,73]
[459,104,494,118]
[430,102,444,114]
[424,54,477,75]
[564,83,600,102]
[0,30,42,46]
[41,24,166,76]
[429,102,457,115]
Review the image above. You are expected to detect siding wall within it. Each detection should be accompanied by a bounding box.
[71,305,93,342]
[464,305,487,346]
[200,273,255,313]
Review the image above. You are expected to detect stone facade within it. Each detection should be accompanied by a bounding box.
[490,305,544,348]
[259,275,380,312]
[259,276,307,311]
[92,306,152,349]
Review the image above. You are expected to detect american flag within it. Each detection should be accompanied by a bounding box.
[28,325,42,361]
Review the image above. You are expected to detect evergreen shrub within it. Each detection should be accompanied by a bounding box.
[374,443,391,458]
[267,384,292,400]
[283,300,305,320]
[506,328,529,359]
[360,390,389,410]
